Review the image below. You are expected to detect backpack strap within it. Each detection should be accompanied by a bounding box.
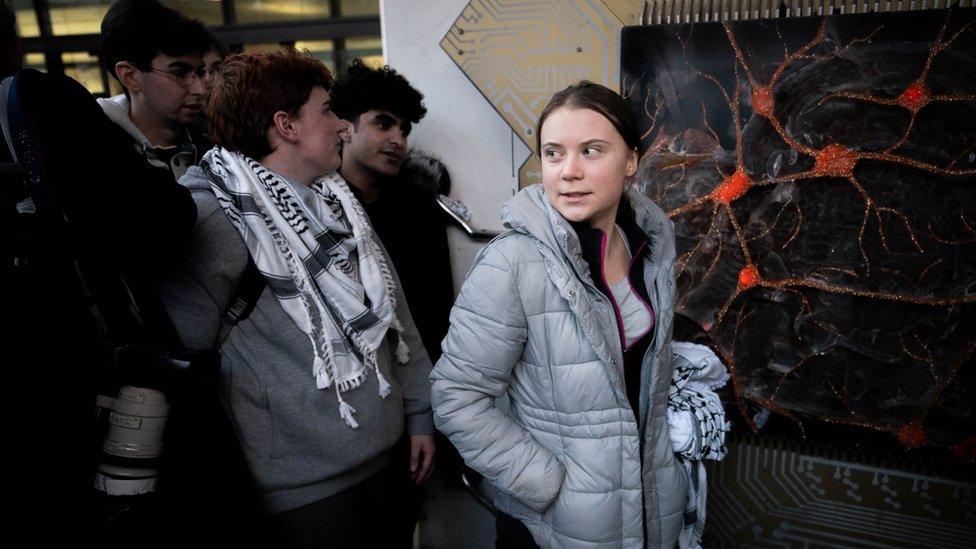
[215,254,267,349]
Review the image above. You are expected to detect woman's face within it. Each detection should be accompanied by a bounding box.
[539,106,637,231]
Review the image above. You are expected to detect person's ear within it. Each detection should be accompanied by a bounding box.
[271,110,299,143]
[115,61,142,94]
[625,148,638,178]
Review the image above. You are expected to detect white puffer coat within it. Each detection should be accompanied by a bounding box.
[431,185,689,548]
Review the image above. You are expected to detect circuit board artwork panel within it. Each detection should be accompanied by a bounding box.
[622,9,976,447]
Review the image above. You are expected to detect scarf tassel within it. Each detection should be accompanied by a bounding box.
[376,369,392,399]
[334,385,359,429]
[336,371,368,393]
[391,318,410,365]
[395,336,410,365]
[313,355,330,389]
[362,351,391,398]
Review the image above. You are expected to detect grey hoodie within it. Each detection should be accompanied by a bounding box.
[97,94,198,179]
[158,165,434,513]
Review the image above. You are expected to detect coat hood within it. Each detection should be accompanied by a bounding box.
[179,163,213,191]
[500,184,673,282]
[97,94,151,147]
[181,147,230,191]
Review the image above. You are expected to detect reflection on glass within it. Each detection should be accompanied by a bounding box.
[46,0,220,36]
[10,0,38,38]
[48,0,111,35]
[159,1,222,24]
[346,36,382,69]
[235,0,330,24]
[62,51,104,94]
[242,42,334,75]
[24,53,46,72]
[339,0,378,16]
[294,40,334,74]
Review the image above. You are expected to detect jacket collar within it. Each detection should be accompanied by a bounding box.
[501,184,670,286]
[501,184,672,410]
[569,196,650,291]
[97,93,199,161]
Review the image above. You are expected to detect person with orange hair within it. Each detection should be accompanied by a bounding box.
[159,50,434,547]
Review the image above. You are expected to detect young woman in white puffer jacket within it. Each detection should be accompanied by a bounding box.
[431,82,727,549]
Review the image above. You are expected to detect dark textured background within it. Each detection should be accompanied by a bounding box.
[623,9,976,449]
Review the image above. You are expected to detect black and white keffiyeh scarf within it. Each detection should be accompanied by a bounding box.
[203,147,409,429]
[668,341,730,461]
[668,341,730,549]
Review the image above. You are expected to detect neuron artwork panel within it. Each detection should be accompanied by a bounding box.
[622,9,976,448]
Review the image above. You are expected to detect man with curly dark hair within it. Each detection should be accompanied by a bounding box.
[330,60,426,200]
[328,58,452,546]
[330,60,454,358]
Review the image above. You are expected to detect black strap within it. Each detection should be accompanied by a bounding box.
[217,254,266,347]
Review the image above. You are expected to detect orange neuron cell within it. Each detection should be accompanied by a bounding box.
[751,86,774,118]
[897,81,931,112]
[897,422,927,448]
[737,264,761,290]
[813,144,858,177]
[712,169,752,204]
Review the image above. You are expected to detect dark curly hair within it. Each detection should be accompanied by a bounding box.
[330,59,426,126]
[208,50,333,160]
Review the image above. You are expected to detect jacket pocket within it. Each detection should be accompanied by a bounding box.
[267,385,315,460]
[222,362,272,471]
[658,453,691,519]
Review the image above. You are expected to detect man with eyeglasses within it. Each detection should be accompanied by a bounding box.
[195,27,228,137]
[97,0,212,180]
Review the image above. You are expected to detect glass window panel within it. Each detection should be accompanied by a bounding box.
[234,0,330,24]
[47,0,110,35]
[243,41,334,76]
[62,51,104,94]
[24,53,46,72]
[10,0,38,38]
[46,0,221,36]
[158,1,222,24]
[346,36,382,69]
[294,39,334,74]
[339,0,378,16]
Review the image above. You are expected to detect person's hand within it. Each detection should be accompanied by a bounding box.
[409,434,436,485]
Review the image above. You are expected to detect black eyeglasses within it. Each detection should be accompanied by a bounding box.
[148,65,207,88]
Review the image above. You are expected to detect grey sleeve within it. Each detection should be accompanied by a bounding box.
[157,194,245,351]
[375,235,435,435]
[430,244,565,513]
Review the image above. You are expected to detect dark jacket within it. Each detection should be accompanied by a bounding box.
[353,166,454,362]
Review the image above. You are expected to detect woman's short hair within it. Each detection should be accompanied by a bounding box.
[535,81,641,157]
[208,50,333,160]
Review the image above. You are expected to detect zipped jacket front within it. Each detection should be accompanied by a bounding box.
[431,184,688,548]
